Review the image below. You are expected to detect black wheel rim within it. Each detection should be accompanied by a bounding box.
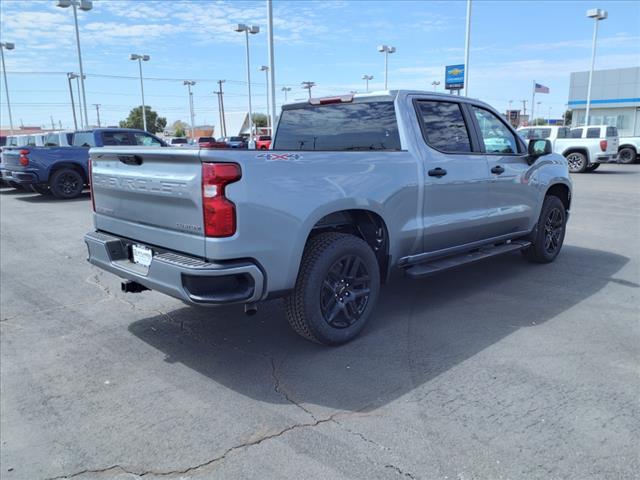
[320,254,371,329]
[544,207,564,255]
[57,173,80,195]
[620,149,632,162]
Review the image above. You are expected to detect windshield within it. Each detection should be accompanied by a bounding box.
[274,101,401,151]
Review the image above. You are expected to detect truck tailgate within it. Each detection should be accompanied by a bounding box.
[1,147,22,167]
[91,147,206,257]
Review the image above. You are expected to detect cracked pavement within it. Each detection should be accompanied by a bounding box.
[1,166,639,480]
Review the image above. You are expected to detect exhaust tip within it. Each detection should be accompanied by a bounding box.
[244,303,258,316]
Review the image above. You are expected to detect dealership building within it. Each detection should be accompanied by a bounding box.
[568,66,640,137]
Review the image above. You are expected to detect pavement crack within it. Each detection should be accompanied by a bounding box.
[270,357,318,421]
[384,463,418,479]
[332,419,390,451]
[45,413,343,479]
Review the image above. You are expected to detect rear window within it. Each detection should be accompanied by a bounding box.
[73,132,96,147]
[521,128,551,139]
[274,101,401,151]
[44,133,59,146]
[171,138,188,144]
[606,126,618,137]
[198,137,215,142]
[258,135,271,141]
[229,137,243,142]
[586,127,601,139]
[102,131,132,146]
[570,128,583,138]
[557,128,570,139]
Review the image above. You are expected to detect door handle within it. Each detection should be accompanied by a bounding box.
[428,167,447,177]
[491,165,505,175]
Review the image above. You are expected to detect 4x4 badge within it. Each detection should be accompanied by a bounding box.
[255,153,302,161]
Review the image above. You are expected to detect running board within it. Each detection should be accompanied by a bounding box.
[404,241,531,279]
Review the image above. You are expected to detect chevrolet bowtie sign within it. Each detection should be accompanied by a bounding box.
[445,64,465,91]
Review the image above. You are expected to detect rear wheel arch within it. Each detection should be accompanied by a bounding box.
[563,147,589,163]
[618,143,637,153]
[49,162,88,184]
[303,209,390,283]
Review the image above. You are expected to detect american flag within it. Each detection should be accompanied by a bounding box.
[535,83,550,94]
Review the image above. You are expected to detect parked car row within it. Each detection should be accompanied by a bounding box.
[517,125,639,172]
[163,135,270,149]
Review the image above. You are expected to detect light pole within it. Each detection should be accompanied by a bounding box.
[377,45,396,90]
[585,8,607,126]
[260,66,271,133]
[130,53,150,131]
[93,103,101,127]
[66,73,78,130]
[536,101,542,124]
[362,74,373,93]
[56,0,92,128]
[548,107,552,125]
[301,81,316,99]
[463,0,472,96]
[267,0,277,135]
[431,80,441,91]
[235,24,260,145]
[0,42,15,135]
[183,80,196,139]
[281,86,291,105]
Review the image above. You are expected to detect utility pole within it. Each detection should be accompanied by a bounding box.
[93,103,101,127]
[521,100,527,119]
[50,116,55,130]
[217,79,227,137]
[66,73,78,130]
[214,90,223,137]
[301,81,316,99]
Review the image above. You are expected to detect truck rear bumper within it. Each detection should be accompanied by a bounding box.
[84,231,265,306]
[595,154,618,164]
[0,168,39,185]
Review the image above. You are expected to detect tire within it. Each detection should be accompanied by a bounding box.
[585,163,600,172]
[522,195,567,264]
[8,181,24,190]
[50,168,84,199]
[566,152,587,173]
[31,184,51,195]
[618,147,637,165]
[285,232,380,345]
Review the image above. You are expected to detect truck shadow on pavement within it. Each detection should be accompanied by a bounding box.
[128,245,630,412]
[15,191,90,203]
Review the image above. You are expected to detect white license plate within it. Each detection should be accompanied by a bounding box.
[131,244,153,267]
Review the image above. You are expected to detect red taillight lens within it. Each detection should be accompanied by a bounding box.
[19,149,29,166]
[88,159,95,212]
[600,140,607,152]
[202,163,241,237]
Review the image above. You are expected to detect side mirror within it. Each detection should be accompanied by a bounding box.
[527,139,552,164]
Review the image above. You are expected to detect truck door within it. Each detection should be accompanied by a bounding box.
[468,104,537,238]
[412,98,493,252]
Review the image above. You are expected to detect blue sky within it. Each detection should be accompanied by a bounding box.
[1,0,639,130]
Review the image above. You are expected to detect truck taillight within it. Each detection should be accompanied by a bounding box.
[600,140,607,152]
[19,149,29,166]
[88,159,95,212]
[202,162,242,237]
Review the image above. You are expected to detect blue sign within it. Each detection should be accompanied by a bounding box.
[445,64,465,90]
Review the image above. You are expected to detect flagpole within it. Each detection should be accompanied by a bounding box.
[531,80,536,125]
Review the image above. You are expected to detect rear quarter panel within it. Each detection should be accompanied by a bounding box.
[201,149,421,293]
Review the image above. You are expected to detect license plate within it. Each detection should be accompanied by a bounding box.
[131,244,153,267]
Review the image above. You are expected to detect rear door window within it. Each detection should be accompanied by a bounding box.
[471,106,519,154]
[606,126,618,137]
[274,101,401,151]
[102,131,133,146]
[586,127,601,138]
[570,128,583,138]
[44,133,59,146]
[415,100,472,153]
[26,136,37,146]
[557,128,570,139]
[132,132,163,146]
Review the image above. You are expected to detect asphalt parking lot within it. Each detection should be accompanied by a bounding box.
[1,164,639,480]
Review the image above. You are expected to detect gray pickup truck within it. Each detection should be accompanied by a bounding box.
[85,91,572,345]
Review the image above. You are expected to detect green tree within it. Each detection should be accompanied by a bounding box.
[119,106,167,134]
[532,117,547,126]
[563,110,573,125]
[175,125,186,137]
[252,113,268,128]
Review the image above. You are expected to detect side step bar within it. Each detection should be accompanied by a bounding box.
[404,241,531,279]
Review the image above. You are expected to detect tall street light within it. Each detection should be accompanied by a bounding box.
[235,23,260,145]
[463,0,472,96]
[301,81,316,99]
[431,80,441,91]
[362,74,373,93]
[130,54,150,131]
[56,0,92,129]
[377,45,396,90]
[260,65,271,133]
[183,80,196,139]
[0,42,15,135]
[585,8,607,126]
